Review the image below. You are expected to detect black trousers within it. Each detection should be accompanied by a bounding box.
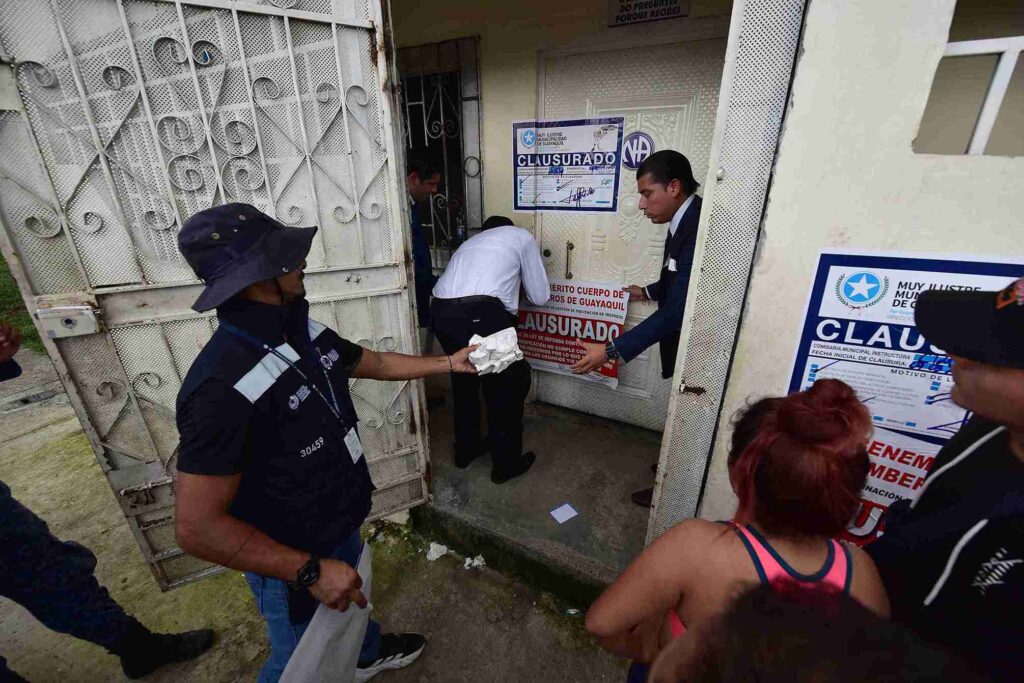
[431,296,531,473]
[0,481,144,677]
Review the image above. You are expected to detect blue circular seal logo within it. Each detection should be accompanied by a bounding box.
[520,129,536,148]
[836,271,889,308]
[622,131,655,170]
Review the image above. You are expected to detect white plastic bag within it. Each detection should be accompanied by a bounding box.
[468,327,523,375]
[280,543,373,683]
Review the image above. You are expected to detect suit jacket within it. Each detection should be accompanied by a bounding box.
[410,202,438,328]
[614,195,701,378]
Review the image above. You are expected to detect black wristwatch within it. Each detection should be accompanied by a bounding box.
[294,555,321,588]
[605,341,620,360]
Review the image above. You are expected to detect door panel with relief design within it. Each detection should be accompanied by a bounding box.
[536,39,726,430]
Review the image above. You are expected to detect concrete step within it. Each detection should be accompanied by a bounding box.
[411,502,609,607]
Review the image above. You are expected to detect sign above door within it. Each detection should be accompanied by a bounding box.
[607,0,691,28]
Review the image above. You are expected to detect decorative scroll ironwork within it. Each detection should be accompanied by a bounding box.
[14,58,179,239]
[399,38,482,271]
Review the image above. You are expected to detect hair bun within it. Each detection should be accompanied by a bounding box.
[776,379,863,445]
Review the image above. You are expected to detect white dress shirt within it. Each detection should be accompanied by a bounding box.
[644,194,697,299]
[432,226,550,314]
[668,193,695,238]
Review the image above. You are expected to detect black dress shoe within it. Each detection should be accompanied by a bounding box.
[631,487,654,508]
[491,452,537,484]
[454,437,490,469]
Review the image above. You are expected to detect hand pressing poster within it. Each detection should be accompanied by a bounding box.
[518,280,628,388]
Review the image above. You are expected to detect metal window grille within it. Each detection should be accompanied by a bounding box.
[397,37,482,272]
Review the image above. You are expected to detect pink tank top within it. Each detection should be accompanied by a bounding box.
[666,522,853,639]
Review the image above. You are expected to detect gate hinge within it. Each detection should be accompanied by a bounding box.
[34,305,101,339]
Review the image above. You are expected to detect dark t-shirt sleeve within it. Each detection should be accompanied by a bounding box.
[337,336,364,375]
[176,378,253,475]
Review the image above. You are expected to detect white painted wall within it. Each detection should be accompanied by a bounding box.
[389,0,732,229]
[698,0,1024,520]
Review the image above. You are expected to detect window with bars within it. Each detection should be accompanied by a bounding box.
[397,37,482,273]
[914,0,1024,156]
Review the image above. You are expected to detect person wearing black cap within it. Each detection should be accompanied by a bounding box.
[172,204,477,682]
[572,150,702,508]
[866,277,1024,682]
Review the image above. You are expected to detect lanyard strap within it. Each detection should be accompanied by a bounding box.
[219,321,344,424]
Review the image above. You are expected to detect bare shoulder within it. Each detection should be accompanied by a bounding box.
[843,541,891,618]
[655,519,737,555]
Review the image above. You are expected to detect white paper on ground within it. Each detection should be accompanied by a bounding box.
[468,327,523,375]
[426,542,448,561]
[280,543,372,683]
[550,503,579,524]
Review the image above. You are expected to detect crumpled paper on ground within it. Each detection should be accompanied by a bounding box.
[468,327,523,375]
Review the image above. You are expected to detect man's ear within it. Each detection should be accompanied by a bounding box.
[668,178,682,198]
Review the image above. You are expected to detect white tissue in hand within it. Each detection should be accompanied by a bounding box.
[468,327,523,375]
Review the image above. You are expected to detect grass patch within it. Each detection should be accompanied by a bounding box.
[0,254,44,353]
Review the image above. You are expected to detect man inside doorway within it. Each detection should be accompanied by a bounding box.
[572,150,702,507]
[173,204,477,682]
[406,158,441,352]
[431,215,551,483]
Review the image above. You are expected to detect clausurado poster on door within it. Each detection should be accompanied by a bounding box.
[518,279,628,388]
[512,117,624,213]
[788,251,1024,544]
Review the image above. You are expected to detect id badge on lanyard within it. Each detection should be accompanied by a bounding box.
[344,428,364,463]
[219,321,364,462]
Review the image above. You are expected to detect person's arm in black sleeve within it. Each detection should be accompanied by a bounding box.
[175,380,367,612]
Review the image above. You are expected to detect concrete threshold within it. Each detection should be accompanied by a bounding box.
[423,374,662,605]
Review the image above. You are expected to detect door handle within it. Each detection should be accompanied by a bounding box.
[679,384,706,395]
[565,241,574,279]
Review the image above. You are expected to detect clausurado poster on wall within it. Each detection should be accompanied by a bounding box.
[518,279,628,388]
[788,251,1024,545]
[512,117,624,213]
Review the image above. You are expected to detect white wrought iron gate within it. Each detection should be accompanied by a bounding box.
[0,0,427,590]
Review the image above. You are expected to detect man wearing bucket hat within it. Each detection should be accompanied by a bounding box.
[867,277,1024,682]
[172,204,477,682]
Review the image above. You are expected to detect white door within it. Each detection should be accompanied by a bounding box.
[537,39,726,431]
[0,0,425,589]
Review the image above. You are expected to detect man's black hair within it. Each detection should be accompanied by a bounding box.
[636,150,699,195]
[482,215,514,230]
[407,157,438,181]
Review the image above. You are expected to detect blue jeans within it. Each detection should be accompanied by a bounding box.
[245,531,381,683]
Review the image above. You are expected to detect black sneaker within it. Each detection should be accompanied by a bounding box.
[120,629,215,679]
[356,633,426,681]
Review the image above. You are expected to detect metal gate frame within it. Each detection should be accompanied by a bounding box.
[648,0,810,541]
[0,0,427,589]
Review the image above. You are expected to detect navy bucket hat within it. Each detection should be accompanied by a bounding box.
[178,203,317,312]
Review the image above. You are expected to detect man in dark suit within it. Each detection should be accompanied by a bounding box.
[406,157,441,347]
[572,150,702,507]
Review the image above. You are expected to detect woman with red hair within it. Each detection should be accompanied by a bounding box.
[586,379,890,681]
